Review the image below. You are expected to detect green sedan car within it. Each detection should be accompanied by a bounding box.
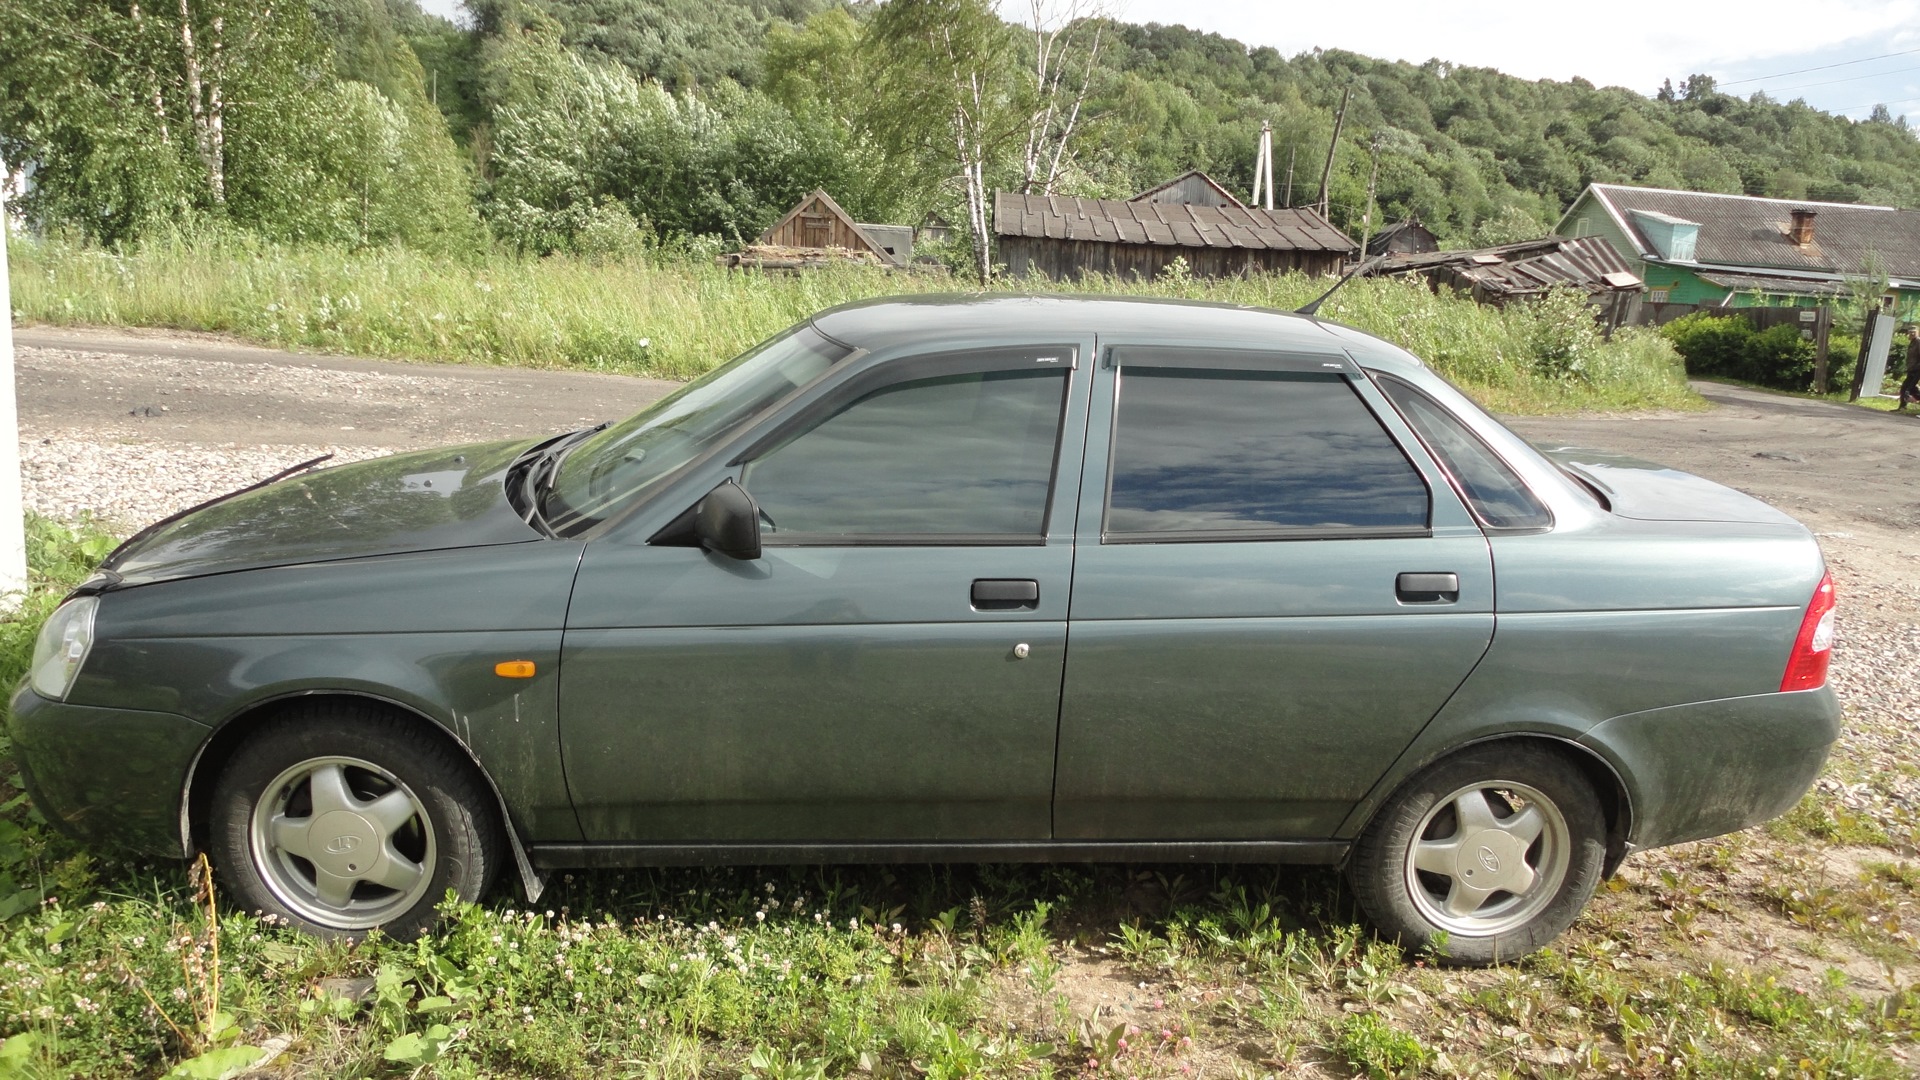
[9,296,1838,965]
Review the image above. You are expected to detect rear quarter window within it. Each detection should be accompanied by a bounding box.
[1375,375,1553,530]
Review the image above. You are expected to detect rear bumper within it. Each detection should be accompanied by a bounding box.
[7,684,208,857]
[1580,686,1839,850]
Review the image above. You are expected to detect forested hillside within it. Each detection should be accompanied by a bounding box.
[4,0,1917,260]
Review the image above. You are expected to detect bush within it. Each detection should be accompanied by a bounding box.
[1661,312,1817,389]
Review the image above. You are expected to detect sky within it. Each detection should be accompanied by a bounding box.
[413,0,1920,121]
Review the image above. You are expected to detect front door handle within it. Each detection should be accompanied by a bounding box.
[1396,572,1459,603]
[972,578,1039,610]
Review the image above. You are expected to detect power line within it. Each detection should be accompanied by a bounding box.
[1716,46,1920,88]
[1829,93,1920,114]
[1762,62,1920,95]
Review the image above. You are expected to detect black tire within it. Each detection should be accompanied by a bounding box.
[1347,744,1606,966]
[209,701,504,940]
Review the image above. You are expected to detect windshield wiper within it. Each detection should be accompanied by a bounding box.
[517,423,608,530]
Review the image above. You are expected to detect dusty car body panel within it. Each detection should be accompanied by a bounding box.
[4,295,1839,885]
[104,440,543,585]
[60,541,588,843]
[8,695,206,851]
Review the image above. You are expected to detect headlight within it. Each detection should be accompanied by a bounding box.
[30,596,98,701]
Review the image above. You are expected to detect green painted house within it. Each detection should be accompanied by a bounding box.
[1555,184,1920,322]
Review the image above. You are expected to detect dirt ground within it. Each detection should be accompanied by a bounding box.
[13,325,675,450]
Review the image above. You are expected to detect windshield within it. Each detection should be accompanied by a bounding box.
[543,324,852,533]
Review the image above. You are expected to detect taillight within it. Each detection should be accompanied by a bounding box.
[1780,571,1835,692]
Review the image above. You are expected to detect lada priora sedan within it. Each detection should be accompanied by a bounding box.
[9,296,1839,964]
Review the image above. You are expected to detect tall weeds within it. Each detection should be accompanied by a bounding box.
[8,236,1699,414]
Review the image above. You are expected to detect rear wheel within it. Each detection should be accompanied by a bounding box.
[1348,745,1605,966]
[209,703,503,939]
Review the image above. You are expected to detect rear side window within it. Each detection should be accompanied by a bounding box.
[1104,367,1430,538]
[1376,375,1552,530]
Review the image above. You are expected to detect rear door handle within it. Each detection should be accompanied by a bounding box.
[972,578,1039,610]
[1396,572,1459,603]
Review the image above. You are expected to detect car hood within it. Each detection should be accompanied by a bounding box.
[1535,445,1801,526]
[101,438,545,586]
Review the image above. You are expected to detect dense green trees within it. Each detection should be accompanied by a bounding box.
[4,0,1916,260]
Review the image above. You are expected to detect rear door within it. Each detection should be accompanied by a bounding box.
[1055,343,1495,840]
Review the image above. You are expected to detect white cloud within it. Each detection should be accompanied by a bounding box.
[1109,0,1920,99]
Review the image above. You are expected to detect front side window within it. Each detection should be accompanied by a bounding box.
[743,362,1068,541]
[547,325,852,532]
[1105,367,1429,538]
[1376,375,1552,530]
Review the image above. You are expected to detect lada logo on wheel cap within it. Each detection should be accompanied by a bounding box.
[1477,846,1500,873]
[326,834,362,854]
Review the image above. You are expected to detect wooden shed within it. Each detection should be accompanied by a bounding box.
[1129,169,1247,210]
[718,189,906,270]
[994,192,1356,281]
[1365,218,1440,257]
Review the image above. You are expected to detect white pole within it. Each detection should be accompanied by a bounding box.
[1260,122,1274,211]
[0,158,28,610]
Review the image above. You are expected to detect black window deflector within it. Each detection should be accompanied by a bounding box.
[1109,345,1357,375]
[730,344,1077,466]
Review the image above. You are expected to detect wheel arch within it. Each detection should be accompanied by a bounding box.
[1346,733,1635,878]
[179,689,546,903]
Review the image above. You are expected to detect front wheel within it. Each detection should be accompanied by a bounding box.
[209,703,504,939]
[1347,745,1606,966]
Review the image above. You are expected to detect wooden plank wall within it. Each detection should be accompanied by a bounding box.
[763,197,872,251]
[1001,238,1345,281]
[1136,175,1240,208]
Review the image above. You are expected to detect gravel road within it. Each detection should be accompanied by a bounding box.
[14,326,675,528]
[11,325,1918,837]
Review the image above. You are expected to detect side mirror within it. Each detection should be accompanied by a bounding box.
[694,479,761,561]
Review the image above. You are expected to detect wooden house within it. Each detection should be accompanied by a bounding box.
[718,190,908,270]
[994,192,1355,281]
[1556,183,1920,323]
[1365,218,1440,257]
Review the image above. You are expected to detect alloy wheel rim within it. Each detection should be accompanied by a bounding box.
[1403,779,1571,938]
[248,756,435,930]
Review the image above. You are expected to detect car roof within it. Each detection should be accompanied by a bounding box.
[808,294,1426,377]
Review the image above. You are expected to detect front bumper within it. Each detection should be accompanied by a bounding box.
[1581,685,1841,850]
[7,684,209,856]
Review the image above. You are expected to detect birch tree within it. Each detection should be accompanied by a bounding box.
[1015,0,1108,196]
[868,0,1018,285]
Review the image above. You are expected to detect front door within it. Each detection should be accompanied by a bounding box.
[1055,343,1495,840]
[560,342,1090,842]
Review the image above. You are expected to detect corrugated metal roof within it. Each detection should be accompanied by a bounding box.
[993,192,1356,253]
[1587,184,1920,278]
[1364,235,1641,297]
[1693,271,1850,297]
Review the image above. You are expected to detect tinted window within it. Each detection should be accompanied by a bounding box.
[744,368,1066,539]
[1106,369,1429,536]
[1377,376,1552,530]
[548,325,850,532]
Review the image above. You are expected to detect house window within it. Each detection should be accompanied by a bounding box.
[1647,287,1670,304]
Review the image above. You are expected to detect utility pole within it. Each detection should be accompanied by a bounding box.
[1316,85,1351,218]
[0,158,28,609]
[1261,122,1274,210]
[1360,132,1384,255]
[1251,121,1269,209]
[1282,145,1295,209]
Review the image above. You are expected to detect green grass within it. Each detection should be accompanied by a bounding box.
[7,236,1702,415]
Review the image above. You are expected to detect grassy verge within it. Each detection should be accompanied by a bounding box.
[8,237,1700,415]
[2,524,1917,1077]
